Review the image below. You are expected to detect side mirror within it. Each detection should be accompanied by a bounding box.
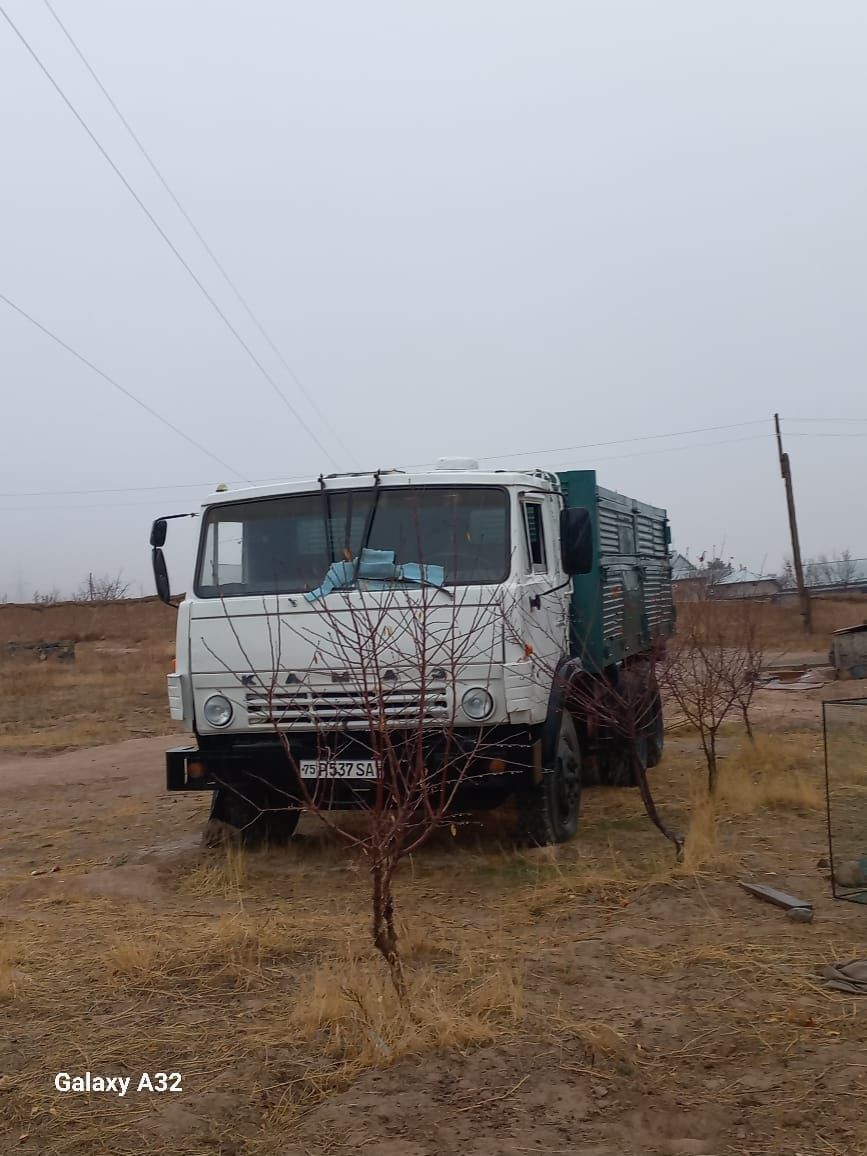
[150,518,168,548]
[560,507,593,575]
[152,548,172,605]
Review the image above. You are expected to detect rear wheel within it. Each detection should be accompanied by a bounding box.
[205,782,300,847]
[518,712,582,846]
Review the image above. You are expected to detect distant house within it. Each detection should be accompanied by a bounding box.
[671,552,698,581]
[804,557,867,594]
[777,555,867,603]
[713,568,782,601]
[670,552,708,601]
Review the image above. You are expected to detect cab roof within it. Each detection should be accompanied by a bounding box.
[202,468,562,507]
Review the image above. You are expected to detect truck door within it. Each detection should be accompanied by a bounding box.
[516,498,570,714]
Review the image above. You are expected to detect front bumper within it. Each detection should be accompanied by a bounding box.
[165,727,539,797]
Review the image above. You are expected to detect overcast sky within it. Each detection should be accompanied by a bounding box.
[2,0,865,599]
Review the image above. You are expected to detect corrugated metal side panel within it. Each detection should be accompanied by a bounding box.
[597,502,621,555]
[596,489,673,661]
[643,561,674,634]
[636,514,667,556]
[602,571,624,641]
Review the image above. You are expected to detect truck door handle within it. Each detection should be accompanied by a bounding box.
[529,594,541,611]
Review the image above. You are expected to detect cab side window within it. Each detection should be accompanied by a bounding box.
[523,503,548,573]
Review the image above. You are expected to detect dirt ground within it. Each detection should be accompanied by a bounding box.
[2,663,867,1155]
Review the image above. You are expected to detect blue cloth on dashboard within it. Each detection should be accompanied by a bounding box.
[305,549,445,601]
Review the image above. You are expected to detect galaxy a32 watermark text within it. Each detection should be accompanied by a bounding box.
[54,1071,182,1097]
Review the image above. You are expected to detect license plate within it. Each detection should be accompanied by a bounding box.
[299,759,379,780]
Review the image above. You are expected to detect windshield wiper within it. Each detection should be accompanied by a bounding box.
[389,572,454,599]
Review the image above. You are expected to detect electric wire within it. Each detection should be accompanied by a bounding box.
[39,0,357,466]
[0,427,775,510]
[468,418,772,464]
[0,290,249,481]
[0,3,337,466]
[0,474,310,499]
[2,416,863,504]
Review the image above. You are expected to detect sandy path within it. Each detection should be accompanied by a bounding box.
[0,735,184,794]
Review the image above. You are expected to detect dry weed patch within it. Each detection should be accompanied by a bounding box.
[718,734,824,814]
[277,939,524,1072]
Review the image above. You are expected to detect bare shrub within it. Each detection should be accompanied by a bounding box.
[75,571,131,603]
[661,597,765,794]
[31,588,62,606]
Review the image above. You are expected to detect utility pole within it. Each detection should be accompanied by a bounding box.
[774,413,812,633]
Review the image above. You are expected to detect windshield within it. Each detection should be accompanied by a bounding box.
[195,486,510,598]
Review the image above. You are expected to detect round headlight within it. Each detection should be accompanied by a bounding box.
[203,694,233,727]
[461,687,494,720]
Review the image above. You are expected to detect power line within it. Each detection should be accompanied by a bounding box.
[468,418,770,463]
[39,0,357,467]
[0,290,249,480]
[0,497,199,513]
[526,432,772,471]
[5,416,858,503]
[1,481,226,498]
[404,418,771,468]
[0,428,772,508]
[0,473,311,499]
[0,3,337,466]
[786,431,867,439]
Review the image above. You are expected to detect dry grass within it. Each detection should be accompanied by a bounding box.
[179,843,249,901]
[717,734,824,814]
[0,597,177,753]
[2,597,864,1153]
[677,731,825,872]
[0,596,175,645]
[282,939,524,1073]
[674,592,867,650]
[0,638,178,753]
[106,911,327,992]
[2,730,863,1155]
[679,797,730,874]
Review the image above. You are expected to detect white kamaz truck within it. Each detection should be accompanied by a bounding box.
[153,460,674,845]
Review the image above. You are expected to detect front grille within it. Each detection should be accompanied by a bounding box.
[245,684,450,728]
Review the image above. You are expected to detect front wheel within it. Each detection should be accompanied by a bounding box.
[205,782,300,847]
[517,712,582,846]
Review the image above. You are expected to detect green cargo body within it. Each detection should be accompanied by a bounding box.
[556,470,674,672]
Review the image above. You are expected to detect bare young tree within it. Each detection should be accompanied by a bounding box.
[779,558,796,590]
[207,576,505,998]
[836,549,857,590]
[726,601,765,741]
[805,555,834,589]
[659,598,761,793]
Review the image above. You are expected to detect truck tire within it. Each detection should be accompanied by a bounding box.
[518,711,582,846]
[206,783,300,847]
